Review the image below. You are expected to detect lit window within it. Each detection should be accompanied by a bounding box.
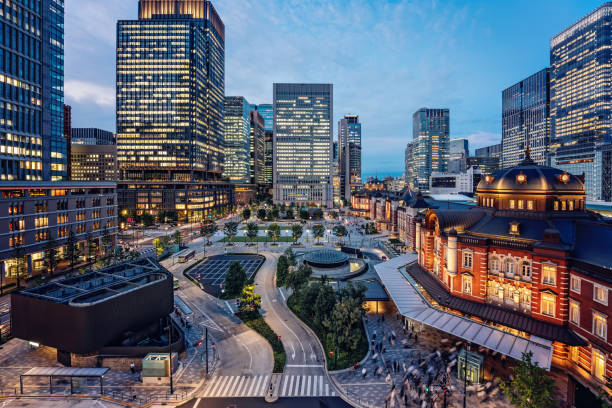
[570,276,581,294]
[462,275,472,295]
[542,264,556,286]
[527,200,534,210]
[463,252,473,269]
[554,201,559,211]
[541,293,556,317]
[569,300,580,325]
[490,257,499,272]
[593,349,606,381]
[594,285,608,306]
[593,312,607,340]
[569,201,574,211]
[509,200,515,209]
[562,201,567,211]
[506,260,516,276]
[518,200,524,210]
[570,346,579,362]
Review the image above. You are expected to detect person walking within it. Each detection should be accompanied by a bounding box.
[362,367,367,379]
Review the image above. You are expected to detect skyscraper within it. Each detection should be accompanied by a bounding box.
[404,143,413,187]
[338,115,362,204]
[116,0,233,219]
[448,138,469,173]
[474,143,501,159]
[252,104,273,185]
[250,110,265,185]
[412,108,450,191]
[502,68,550,168]
[223,97,251,183]
[273,83,333,207]
[549,3,612,200]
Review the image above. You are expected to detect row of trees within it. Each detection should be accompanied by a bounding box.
[242,204,326,222]
[152,230,183,255]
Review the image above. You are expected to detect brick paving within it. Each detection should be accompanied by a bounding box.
[330,310,514,408]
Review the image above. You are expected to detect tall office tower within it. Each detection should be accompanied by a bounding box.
[502,68,550,169]
[251,104,273,185]
[412,108,450,191]
[223,97,251,183]
[273,83,333,207]
[250,110,265,185]
[0,0,66,181]
[475,143,502,159]
[550,4,612,200]
[72,128,115,145]
[64,105,72,180]
[338,115,362,204]
[448,138,469,173]
[116,0,233,218]
[404,143,413,188]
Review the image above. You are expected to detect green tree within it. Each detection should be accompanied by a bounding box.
[328,211,338,220]
[314,284,336,328]
[269,224,281,244]
[298,282,323,320]
[333,225,348,244]
[276,255,289,286]
[299,209,309,221]
[224,221,239,244]
[271,207,280,220]
[286,264,312,293]
[323,294,364,356]
[257,208,267,220]
[11,243,27,289]
[141,212,154,227]
[156,210,166,224]
[246,222,259,245]
[173,230,182,247]
[238,284,262,316]
[286,209,294,219]
[42,234,58,276]
[284,248,297,266]
[66,230,81,271]
[242,208,251,221]
[224,261,247,297]
[291,224,303,244]
[200,220,218,244]
[312,224,325,243]
[500,351,557,408]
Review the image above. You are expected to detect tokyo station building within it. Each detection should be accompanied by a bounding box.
[405,156,612,400]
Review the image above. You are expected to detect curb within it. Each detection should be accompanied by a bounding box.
[328,315,372,374]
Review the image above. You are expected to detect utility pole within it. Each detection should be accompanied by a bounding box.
[169,317,174,394]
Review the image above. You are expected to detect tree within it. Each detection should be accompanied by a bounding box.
[333,225,348,244]
[291,224,303,244]
[141,212,154,227]
[224,221,239,244]
[242,208,251,221]
[246,222,259,245]
[328,211,339,220]
[299,209,309,221]
[286,264,312,293]
[257,208,267,221]
[11,243,26,289]
[42,234,58,276]
[224,261,247,297]
[200,220,218,244]
[173,230,182,247]
[286,209,294,219]
[312,224,325,243]
[284,248,297,266]
[597,376,612,408]
[323,294,364,356]
[269,224,281,244]
[271,207,280,220]
[313,284,336,328]
[312,208,323,220]
[238,284,262,316]
[500,351,557,408]
[156,210,167,224]
[276,255,289,286]
[66,230,80,271]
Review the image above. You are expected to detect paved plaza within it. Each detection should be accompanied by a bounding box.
[185,254,264,296]
[331,309,514,408]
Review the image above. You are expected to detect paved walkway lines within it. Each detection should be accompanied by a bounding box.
[201,374,335,397]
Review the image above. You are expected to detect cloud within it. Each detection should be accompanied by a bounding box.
[65,80,115,108]
[464,131,501,151]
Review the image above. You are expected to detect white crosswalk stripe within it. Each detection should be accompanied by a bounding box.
[203,374,336,397]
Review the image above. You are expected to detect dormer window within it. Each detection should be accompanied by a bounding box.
[527,200,534,210]
[509,221,520,236]
[516,173,527,184]
[485,175,494,184]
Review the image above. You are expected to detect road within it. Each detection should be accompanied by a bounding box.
[176,396,352,408]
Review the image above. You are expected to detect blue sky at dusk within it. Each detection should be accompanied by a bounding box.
[65,0,603,179]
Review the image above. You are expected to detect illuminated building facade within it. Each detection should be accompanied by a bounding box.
[223,97,251,183]
[0,0,67,182]
[72,128,115,145]
[250,110,265,185]
[474,143,501,159]
[550,4,612,200]
[448,138,468,173]
[338,115,362,204]
[404,143,413,187]
[502,68,550,168]
[251,104,273,185]
[412,108,449,191]
[273,83,333,207]
[116,0,233,218]
[71,144,118,182]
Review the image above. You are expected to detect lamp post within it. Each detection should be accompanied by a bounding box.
[168,316,174,395]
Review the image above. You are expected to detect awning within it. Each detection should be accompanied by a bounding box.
[375,254,554,370]
[23,367,110,377]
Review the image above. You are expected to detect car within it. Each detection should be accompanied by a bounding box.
[381,255,388,261]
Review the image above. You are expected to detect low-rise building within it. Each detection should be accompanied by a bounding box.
[71,144,118,182]
[429,166,482,195]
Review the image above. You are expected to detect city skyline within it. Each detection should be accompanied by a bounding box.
[65,0,605,177]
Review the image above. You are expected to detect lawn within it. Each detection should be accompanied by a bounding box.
[287,294,368,370]
[221,236,294,243]
[239,225,294,230]
[236,311,286,373]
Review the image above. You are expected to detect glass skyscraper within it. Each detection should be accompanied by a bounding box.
[116,0,233,219]
[338,115,361,204]
[502,68,550,168]
[223,97,251,183]
[549,4,612,200]
[0,0,66,181]
[412,108,449,191]
[252,104,273,185]
[448,138,468,173]
[250,110,265,185]
[273,83,333,207]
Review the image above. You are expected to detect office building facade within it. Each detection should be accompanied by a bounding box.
[223,97,251,184]
[116,0,233,219]
[502,68,550,168]
[338,115,362,204]
[412,108,450,191]
[252,104,273,185]
[404,143,413,188]
[273,83,333,207]
[72,128,115,145]
[550,4,612,200]
[467,156,500,176]
[71,144,118,182]
[475,143,501,159]
[448,138,469,173]
[250,110,265,185]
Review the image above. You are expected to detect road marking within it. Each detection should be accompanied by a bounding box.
[207,376,225,397]
[260,375,270,395]
[325,383,329,396]
[288,375,295,396]
[235,335,253,370]
[300,375,306,396]
[307,375,311,396]
[246,376,257,396]
[253,375,263,396]
[231,376,245,397]
[285,364,324,368]
[220,375,237,396]
[281,374,289,395]
[319,375,323,396]
[192,398,202,408]
[224,300,233,314]
[278,287,286,301]
[186,298,224,333]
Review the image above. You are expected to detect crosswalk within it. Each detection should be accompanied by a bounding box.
[202,374,336,398]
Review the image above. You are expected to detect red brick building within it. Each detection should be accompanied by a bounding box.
[413,157,612,402]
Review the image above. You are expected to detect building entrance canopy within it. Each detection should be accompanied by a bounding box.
[375,255,553,370]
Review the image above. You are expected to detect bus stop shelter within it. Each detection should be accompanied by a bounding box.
[20,367,110,394]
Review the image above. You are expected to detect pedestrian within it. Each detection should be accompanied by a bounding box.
[385,372,392,384]
[415,333,418,343]
[130,362,135,374]
[362,367,367,379]
[403,361,407,373]
[382,314,385,322]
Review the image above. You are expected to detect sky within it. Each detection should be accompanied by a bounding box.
[65,0,604,179]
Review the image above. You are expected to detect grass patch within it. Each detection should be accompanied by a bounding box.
[287,294,368,370]
[236,311,286,373]
[222,236,294,243]
[240,225,293,231]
